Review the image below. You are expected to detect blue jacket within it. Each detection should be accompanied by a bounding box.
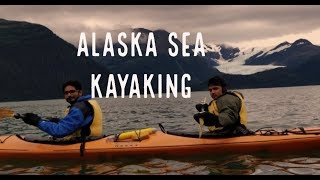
[38,95,93,138]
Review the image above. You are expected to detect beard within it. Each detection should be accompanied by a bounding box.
[66,97,77,104]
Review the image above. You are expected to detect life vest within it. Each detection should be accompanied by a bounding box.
[63,100,102,139]
[207,91,247,132]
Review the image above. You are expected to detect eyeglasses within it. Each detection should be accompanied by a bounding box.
[64,90,78,95]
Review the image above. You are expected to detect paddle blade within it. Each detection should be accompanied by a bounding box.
[0,108,15,120]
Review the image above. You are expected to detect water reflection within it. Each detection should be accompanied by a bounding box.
[1,152,320,175]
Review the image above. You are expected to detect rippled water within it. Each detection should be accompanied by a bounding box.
[1,85,320,175]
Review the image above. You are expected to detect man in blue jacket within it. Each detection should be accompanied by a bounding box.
[20,80,103,139]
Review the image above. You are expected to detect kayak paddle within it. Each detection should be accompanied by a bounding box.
[198,97,207,138]
[0,108,22,120]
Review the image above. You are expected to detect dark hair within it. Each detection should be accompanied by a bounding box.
[62,80,82,92]
[208,76,227,93]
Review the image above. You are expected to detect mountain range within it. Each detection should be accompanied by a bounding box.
[1,18,320,102]
[0,18,109,102]
[200,38,320,89]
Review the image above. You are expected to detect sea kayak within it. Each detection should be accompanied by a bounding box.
[1,125,320,160]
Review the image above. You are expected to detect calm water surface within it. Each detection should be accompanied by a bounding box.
[1,85,320,175]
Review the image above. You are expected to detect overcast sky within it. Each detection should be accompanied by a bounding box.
[1,5,320,48]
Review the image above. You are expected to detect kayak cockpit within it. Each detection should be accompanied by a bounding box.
[15,134,107,145]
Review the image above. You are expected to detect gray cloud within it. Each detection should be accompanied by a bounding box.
[1,5,320,46]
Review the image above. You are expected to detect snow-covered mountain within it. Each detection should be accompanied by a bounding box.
[200,43,287,75]
[199,39,320,75]
[245,39,320,68]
